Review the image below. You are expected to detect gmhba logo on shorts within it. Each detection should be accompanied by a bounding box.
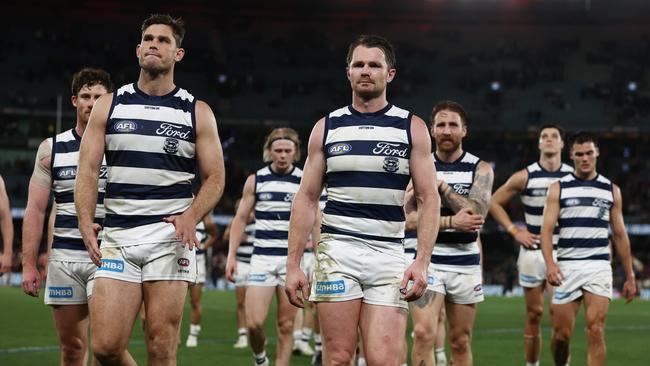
[328,143,352,155]
[315,280,345,295]
[99,259,124,272]
[49,286,73,298]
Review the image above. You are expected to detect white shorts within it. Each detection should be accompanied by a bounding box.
[309,240,408,309]
[95,242,197,283]
[552,267,612,304]
[517,248,556,288]
[247,254,287,287]
[302,251,315,282]
[430,270,484,304]
[194,252,206,285]
[235,261,251,287]
[45,260,96,305]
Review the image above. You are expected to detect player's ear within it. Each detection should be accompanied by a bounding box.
[174,47,185,62]
[71,95,77,108]
[136,44,141,58]
[387,68,396,83]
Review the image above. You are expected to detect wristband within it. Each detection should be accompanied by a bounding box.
[506,225,518,236]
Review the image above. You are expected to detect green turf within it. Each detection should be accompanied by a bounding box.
[0,286,648,365]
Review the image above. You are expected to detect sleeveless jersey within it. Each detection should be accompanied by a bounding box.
[321,104,412,248]
[236,221,255,263]
[432,151,481,274]
[103,83,197,247]
[50,128,107,261]
[253,165,302,256]
[403,230,417,256]
[521,162,573,249]
[557,174,613,271]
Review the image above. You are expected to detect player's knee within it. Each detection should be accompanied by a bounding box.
[146,335,176,361]
[276,316,294,336]
[60,337,86,363]
[92,340,124,363]
[552,326,572,343]
[526,305,543,326]
[586,322,605,342]
[449,333,471,355]
[328,349,355,366]
[412,321,436,346]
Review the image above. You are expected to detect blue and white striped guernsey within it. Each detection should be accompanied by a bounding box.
[50,129,107,262]
[253,165,302,256]
[103,83,197,247]
[432,151,481,274]
[521,162,573,249]
[321,104,412,247]
[404,230,417,256]
[236,222,255,263]
[557,174,613,271]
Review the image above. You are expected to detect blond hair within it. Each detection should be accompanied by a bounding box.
[263,127,301,162]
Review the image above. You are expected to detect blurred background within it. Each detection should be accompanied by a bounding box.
[1,0,649,297]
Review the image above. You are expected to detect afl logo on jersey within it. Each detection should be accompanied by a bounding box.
[114,121,138,133]
[56,167,77,179]
[328,143,352,155]
[565,198,580,206]
[259,193,273,201]
[163,138,179,154]
[383,157,400,173]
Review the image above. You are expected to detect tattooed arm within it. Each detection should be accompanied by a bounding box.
[439,160,494,218]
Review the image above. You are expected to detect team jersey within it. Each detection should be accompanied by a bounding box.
[102,83,197,247]
[320,104,412,249]
[236,221,255,263]
[195,220,209,255]
[403,230,417,256]
[50,128,107,262]
[557,174,613,271]
[521,162,573,249]
[253,165,302,256]
[432,151,482,274]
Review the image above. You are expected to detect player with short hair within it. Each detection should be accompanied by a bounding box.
[225,127,303,366]
[541,132,636,366]
[285,34,440,366]
[75,14,225,364]
[22,67,113,365]
[489,124,573,366]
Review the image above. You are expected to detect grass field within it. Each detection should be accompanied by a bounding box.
[0,286,648,365]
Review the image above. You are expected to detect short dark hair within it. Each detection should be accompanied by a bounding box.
[141,14,186,47]
[430,100,469,126]
[71,68,113,96]
[570,131,598,147]
[346,34,396,69]
[538,123,565,141]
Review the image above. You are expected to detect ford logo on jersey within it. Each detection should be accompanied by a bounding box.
[114,120,138,133]
[56,167,77,179]
[48,286,73,298]
[315,280,345,295]
[328,143,352,155]
[99,259,124,272]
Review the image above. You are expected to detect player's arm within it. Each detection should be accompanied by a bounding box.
[286,118,326,307]
[540,182,562,286]
[21,139,52,295]
[403,115,440,302]
[225,174,256,282]
[307,207,322,251]
[46,202,56,257]
[0,175,14,276]
[202,213,219,250]
[610,184,636,303]
[405,181,479,232]
[75,93,111,266]
[163,101,225,250]
[489,169,538,247]
[439,160,494,218]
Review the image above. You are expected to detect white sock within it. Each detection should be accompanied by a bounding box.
[189,324,201,336]
[301,328,313,342]
[293,330,302,341]
[238,328,247,337]
[358,357,367,366]
[254,351,267,364]
[435,347,447,360]
[314,334,322,352]
[526,362,540,366]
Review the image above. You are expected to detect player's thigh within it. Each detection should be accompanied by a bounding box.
[359,303,408,361]
[189,283,203,304]
[276,285,298,324]
[583,291,610,328]
[143,280,188,336]
[550,299,581,333]
[89,278,142,346]
[51,304,90,344]
[445,301,477,339]
[409,290,444,336]
[317,300,362,355]
[245,285,276,325]
[523,285,545,313]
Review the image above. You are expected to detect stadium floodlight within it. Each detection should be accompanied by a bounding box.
[627,81,637,92]
[490,81,501,91]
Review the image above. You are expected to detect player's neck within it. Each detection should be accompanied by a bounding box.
[74,120,87,138]
[351,94,388,113]
[436,147,463,163]
[574,169,597,180]
[270,163,293,175]
[538,154,562,172]
[137,69,176,96]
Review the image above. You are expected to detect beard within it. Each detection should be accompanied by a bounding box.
[139,57,171,77]
[435,137,461,153]
[352,82,384,100]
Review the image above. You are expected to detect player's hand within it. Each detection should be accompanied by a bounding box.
[546,262,563,286]
[80,222,103,266]
[622,277,637,303]
[0,253,11,276]
[225,255,237,283]
[400,259,428,302]
[163,213,199,251]
[22,265,41,297]
[452,208,484,232]
[285,264,310,308]
[514,229,539,249]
